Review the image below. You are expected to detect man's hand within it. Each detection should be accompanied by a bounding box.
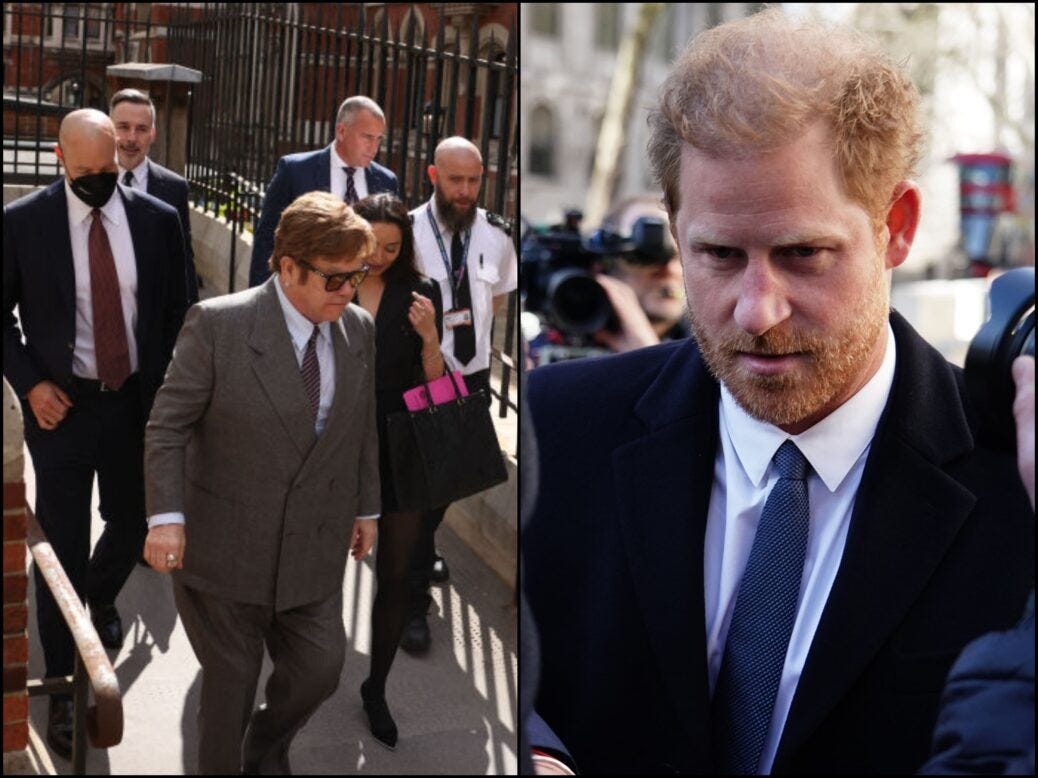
[144,524,186,573]
[26,381,73,431]
[1012,355,1034,511]
[351,518,378,560]
[591,273,660,353]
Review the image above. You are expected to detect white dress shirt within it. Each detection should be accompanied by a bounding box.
[410,198,518,374]
[118,159,149,190]
[148,278,378,527]
[65,179,139,380]
[703,323,897,774]
[330,146,369,202]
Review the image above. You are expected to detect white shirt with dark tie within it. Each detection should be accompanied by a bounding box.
[703,323,897,774]
[330,146,369,202]
[64,179,139,380]
[118,159,149,190]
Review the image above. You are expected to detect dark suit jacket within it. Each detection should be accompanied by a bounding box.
[523,311,1035,774]
[145,158,198,303]
[920,591,1035,775]
[250,145,399,287]
[3,179,189,422]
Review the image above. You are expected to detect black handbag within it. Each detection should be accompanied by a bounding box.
[385,370,508,511]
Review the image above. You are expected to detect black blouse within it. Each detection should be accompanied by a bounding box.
[358,275,444,420]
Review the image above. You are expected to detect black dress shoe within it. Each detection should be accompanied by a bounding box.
[90,602,124,650]
[400,614,431,655]
[360,680,398,750]
[47,696,73,760]
[429,553,450,583]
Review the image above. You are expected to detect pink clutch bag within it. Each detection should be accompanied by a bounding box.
[403,370,470,411]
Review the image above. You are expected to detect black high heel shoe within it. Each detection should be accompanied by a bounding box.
[360,679,398,750]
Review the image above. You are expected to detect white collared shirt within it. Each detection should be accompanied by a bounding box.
[410,197,518,374]
[64,179,139,380]
[118,159,149,190]
[703,323,897,774]
[330,145,369,202]
[273,273,336,436]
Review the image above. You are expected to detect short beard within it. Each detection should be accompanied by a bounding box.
[687,272,889,428]
[435,188,476,233]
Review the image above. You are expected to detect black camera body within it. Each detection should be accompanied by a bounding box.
[965,267,1035,450]
[521,215,674,336]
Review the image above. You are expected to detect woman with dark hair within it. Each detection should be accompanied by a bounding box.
[351,193,444,750]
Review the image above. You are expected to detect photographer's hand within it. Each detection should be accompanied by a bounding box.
[592,273,661,353]
[1011,355,1034,511]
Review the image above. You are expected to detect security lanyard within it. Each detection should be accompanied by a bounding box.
[427,206,471,310]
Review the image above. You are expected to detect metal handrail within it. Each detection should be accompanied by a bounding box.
[24,505,123,774]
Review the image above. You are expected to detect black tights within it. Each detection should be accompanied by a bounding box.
[367,510,424,696]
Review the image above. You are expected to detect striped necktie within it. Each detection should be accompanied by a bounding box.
[301,325,321,422]
[343,166,358,205]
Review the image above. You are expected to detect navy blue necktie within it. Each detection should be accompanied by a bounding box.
[343,166,358,205]
[713,440,811,774]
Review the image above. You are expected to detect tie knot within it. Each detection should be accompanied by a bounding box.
[123,170,134,186]
[308,325,320,346]
[343,166,355,176]
[773,440,808,480]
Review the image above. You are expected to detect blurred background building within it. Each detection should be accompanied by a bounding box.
[520,2,1035,364]
[521,2,1034,278]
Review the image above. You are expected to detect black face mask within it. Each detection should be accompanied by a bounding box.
[69,171,118,209]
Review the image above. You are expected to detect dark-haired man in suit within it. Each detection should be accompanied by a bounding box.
[3,108,188,760]
[250,95,399,287]
[110,87,198,304]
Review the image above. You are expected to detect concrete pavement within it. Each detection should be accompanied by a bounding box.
[20,462,518,775]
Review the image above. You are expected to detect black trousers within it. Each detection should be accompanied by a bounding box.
[407,368,492,616]
[24,377,147,680]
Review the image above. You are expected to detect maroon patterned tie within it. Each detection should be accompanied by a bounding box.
[302,325,321,421]
[89,209,131,389]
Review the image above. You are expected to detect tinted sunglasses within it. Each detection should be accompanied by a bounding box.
[295,258,369,291]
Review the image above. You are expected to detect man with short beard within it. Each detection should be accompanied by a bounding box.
[404,137,517,654]
[522,8,1034,775]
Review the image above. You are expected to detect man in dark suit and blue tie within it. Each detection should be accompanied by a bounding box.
[110,88,198,304]
[523,9,1034,775]
[249,95,399,288]
[2,109,188,761]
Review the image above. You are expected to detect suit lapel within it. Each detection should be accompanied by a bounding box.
[364,166,380,194]
[248,280,317,458]
[613,342,719,764]
[47,183,77,332]
[315,146,332,193]
[773,312,978,770]
[297,311,365,478]
[122,189,154,356]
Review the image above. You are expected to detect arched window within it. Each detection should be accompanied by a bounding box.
[529,104,555,177]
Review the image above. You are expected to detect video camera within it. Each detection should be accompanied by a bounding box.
[521,211,674,336]
[965,267,1035,450]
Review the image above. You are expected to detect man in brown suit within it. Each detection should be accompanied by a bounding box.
[143,191,380,774]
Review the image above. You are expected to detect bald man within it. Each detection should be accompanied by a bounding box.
[403,137,517,654]
[3,108,188,759]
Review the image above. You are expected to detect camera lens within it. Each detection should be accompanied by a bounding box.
[546,269,612,335]
[965,267,1035,450]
